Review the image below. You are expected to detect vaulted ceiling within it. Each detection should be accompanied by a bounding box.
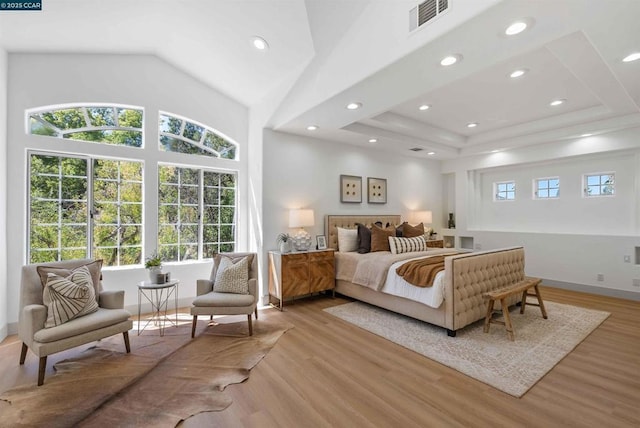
[1,0,639,160]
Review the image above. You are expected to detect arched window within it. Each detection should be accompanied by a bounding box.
[159,112,238,160]
[27,104,143,147]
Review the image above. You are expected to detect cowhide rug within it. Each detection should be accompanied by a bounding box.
[0,317,293,427]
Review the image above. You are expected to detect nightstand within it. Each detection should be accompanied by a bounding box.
[268,249,335,310]
[426,239,444,248]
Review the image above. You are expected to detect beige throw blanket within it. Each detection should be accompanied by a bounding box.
[335,249,463,291]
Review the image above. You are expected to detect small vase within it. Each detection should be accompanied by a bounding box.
[148,266,162,282]
[448,213,456,229]
[279,241,291,254]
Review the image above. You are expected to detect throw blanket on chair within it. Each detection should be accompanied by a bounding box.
[395,252,462,287]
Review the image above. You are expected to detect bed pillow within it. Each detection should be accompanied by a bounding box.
[337,227,358,252]
[42,266,100,328]
[370,224,395,252]
[402,222,425,238]
[356,223,372,253]
[37,259,103,303]
[388,235,427,254]
[213,255,250,294]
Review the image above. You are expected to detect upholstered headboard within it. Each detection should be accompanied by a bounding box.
[325,215,402,251]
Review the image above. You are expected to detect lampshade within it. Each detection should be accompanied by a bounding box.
[289,209,315,228]
[408,210,432,225]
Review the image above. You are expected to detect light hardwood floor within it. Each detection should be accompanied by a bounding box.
[2,286,639,427]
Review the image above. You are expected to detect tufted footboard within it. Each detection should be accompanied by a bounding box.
[443,247,525,332]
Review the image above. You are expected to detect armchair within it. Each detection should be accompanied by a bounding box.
[190,252,258,338]
[19,259,132,386]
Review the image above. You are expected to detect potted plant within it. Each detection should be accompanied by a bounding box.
[276,233,292,253]
[145,252,163,282]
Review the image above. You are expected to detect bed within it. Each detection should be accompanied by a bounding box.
[326,215,524,336]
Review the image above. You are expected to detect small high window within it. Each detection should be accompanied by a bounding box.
[159,112,238,160]
[584,173,615,197]
[534,177,559,199]
[27,104,143,147]
[494,181,515,201]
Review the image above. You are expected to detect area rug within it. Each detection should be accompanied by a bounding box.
[324,301,609,397]
[0,316,292,427]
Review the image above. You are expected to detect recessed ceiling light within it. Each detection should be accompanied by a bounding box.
[251,36,269,50]
[550,99,565,106]
[509,69,528,78]
[419,104,430,111]
[368,138,377,143]
[505,21,528,36]
[491,149,500,153]
[467,122,478,128]
[581,133,593,137]
[622,52,640,62]
[306,125,318,131]
[346,102,362,110]
[440,54,462,66]
[427,152,435,155]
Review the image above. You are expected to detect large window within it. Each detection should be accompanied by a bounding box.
[28,104,143,147]
[494,181,516,201]
[29,152,143,266]
[534,177,559,199]
[159,112,238,160]
[158,166,236,261]
[584,173,615,197]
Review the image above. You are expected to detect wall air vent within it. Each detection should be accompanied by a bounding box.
[409,0,449,32]
[409,147,424,152]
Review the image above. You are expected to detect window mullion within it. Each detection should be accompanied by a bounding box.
[87,158,94,260]
[199,169,204,261]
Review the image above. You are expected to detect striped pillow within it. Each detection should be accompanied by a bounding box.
[42,266,99,328]
[388,235,427,254]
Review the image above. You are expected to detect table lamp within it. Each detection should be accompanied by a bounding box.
[289,209,314,251]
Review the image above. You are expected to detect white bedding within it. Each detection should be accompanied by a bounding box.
[381,256,445,309]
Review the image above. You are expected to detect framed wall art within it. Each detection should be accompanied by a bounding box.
[368,177,387,204]
[340,174,362,203]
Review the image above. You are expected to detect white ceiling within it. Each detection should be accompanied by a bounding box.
[1,0,639,160]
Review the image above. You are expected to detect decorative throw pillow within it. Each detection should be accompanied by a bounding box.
[42,266,100,328]
[213,255,250,294]
[403,222,425,238]
[356,223,372,254]
[389,235,427,254]
[395,222,407,237]
[337,227,358,252]
[370,224,396,252]
[37,260,103,303]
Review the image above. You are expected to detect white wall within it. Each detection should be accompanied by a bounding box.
[5,53,249,329]
[261,129,442,301]
[0,48,8,341]
[443,129,640,300]
[476,151,637,235]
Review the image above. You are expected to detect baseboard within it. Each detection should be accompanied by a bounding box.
[0,323,7,342]
[542,278,640,302]
[125,296,194,317]
[7,321,17,336]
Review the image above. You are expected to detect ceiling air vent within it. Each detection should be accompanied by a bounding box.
[409,147,424,152]
[409,0,449,32]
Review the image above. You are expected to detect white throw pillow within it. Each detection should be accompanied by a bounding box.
[388,235,427,254]
[42,266,99,328]
[213,255,250,294]
[337,227,358,252]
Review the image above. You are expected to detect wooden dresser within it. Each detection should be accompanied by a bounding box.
[426,239,444,248]
[268,249,335,310]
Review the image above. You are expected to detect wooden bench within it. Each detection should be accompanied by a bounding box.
[483,277,547,341]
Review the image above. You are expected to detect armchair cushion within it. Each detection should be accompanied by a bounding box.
[42,266,99,328]
[193,291,254,307]
[36,259,103,302]
[213,255,250,294]
[33,308,131,343]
